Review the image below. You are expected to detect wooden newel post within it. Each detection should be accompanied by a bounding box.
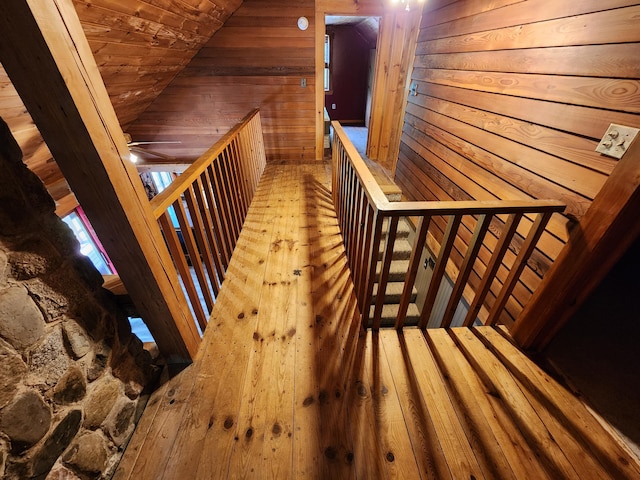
[0,0,200,362]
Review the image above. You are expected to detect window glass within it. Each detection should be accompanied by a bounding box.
[324,34,331,92]
[62,211,113,275]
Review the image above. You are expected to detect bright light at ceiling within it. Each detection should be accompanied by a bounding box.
[130,152,140,164]
[392,0,425,11]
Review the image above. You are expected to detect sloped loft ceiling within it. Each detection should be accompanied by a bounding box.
[127,0,316,164]
[0,0,242,214]
[326,15,380,44]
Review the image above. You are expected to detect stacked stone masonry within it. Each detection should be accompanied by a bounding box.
[0,118,157,479]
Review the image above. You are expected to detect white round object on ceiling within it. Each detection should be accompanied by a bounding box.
[297,16,309,31]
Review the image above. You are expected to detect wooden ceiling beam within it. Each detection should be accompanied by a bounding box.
[0,0,200,362]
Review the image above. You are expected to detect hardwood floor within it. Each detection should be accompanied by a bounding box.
[114,162,640,479]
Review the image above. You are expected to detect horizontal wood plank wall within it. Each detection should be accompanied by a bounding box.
[129,0,317,164]
[395,0,640,324]
[73,0,242,128]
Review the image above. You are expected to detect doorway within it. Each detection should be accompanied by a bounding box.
[324,16,380,161]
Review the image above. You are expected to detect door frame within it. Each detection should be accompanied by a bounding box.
[315,1,421,175]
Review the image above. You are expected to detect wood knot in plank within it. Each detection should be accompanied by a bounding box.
[324,446,337,460]
[237,312,245,319]
[245,427,253,440]
[302,396,314,407]
[386,451,395,462]
[271,423,282,437]
[223,417,234,430]
[356,382,368,398]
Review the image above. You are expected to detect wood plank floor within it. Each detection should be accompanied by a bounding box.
[114,162,640,479]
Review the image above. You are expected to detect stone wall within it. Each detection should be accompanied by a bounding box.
[0,119,157,479]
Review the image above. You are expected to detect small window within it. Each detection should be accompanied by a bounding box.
[150,171,174,192]
[324,34,332,92]
[62,208,115,275]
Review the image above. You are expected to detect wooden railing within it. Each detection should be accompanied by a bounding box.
[150,110,266,332]
[332,122,566,331]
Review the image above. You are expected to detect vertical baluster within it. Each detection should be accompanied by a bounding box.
[217,148,237,245]
[373,215,398,330]
[220,146,241,243]
[239,133,253,211]
[230,138,248,220]
[238,135,252,216]
[486,211,553,325]
[341,150,351,236]
[347,178,358,277]
[245,118,258,193]
[184,182,222,297]
[463,213,523,326]
[418,214,463,329]
[159,210,207,331]
[441,214,492,328]
[332,141,340,222]
[201,168,231,269]
[173,195,214,314]
[356,200,375,310]
[228,142,247,230]
[396,216,431,330]
[351,186,367,293]
[195,175,225,286]
[335,143,344,230]
[362,212,384,329]
[344,163,357,252]
[210,160,235,259]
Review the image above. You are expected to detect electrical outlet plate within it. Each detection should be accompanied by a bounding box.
[595,124,640,159]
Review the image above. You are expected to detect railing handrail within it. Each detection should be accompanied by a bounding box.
[147,109,266,333]
[332,121,565,217]
[332,122,389,208]
[151,109,261,219]
[331,120,566,331]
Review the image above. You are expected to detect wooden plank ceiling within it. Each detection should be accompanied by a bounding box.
[0,0,242,215]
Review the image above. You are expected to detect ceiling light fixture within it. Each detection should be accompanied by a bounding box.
[392,0,425,12]
[129,152,140,164]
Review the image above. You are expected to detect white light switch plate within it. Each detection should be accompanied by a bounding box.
[595,124,639,159]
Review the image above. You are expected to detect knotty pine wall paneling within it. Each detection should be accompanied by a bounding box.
[396,0,640,324]
[129,0,317,163]
[74,0,243,128]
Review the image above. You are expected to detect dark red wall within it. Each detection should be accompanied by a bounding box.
[325,25,375,124]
